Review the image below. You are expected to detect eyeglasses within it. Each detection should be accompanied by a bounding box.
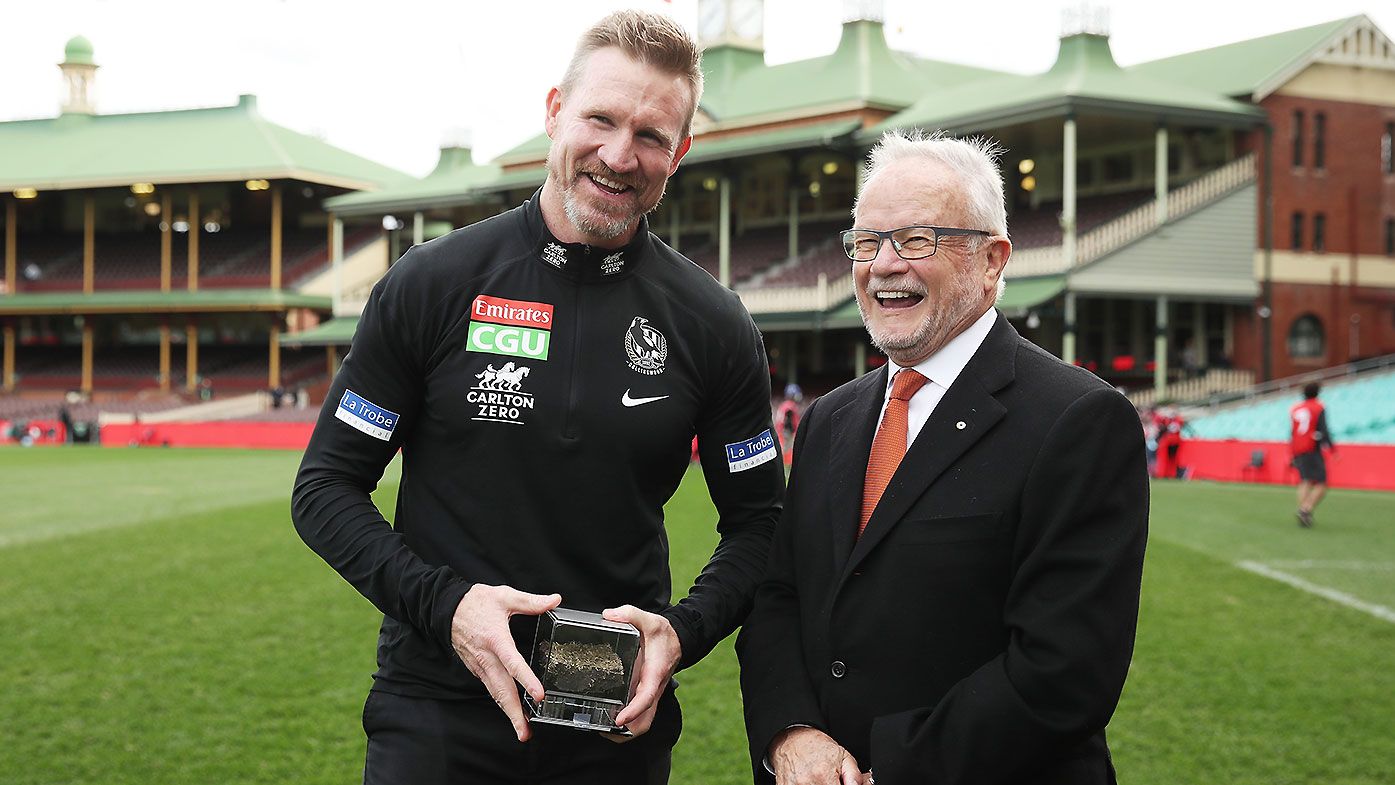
[840,226,990,262]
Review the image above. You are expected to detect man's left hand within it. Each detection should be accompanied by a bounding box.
[601,605,681,741]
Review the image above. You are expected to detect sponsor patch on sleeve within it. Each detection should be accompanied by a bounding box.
[725,429,778,473]
[335,389,399,441]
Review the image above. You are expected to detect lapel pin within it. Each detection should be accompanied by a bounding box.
[955,421,967,430]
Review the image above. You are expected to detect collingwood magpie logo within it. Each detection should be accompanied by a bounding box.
[468,362,535,425]
[542,242,567,269]
[624,316,667,375]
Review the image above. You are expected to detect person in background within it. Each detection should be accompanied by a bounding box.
[1290,381,1336,528]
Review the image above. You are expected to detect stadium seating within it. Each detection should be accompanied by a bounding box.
[9,227,373,291]
[1188,370,1395,445]
[1008,190,1154,249]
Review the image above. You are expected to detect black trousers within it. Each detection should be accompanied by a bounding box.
[362,690,677,785]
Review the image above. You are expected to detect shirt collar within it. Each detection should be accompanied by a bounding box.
[886,307,997,393]
[523,187,651,282]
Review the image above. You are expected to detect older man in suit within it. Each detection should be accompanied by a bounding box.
[737,131,1149,785]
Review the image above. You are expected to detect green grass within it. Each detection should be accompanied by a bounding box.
[1,448,1393,784]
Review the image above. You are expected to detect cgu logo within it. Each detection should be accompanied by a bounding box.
[467,322,550,360]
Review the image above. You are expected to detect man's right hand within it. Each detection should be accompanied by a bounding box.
[769,726,869,785]
[450,584,561,742]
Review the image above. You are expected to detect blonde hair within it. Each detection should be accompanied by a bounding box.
[559,10,705,139]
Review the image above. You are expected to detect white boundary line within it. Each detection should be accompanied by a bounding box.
[1263,560,1395,572]
[1236,560,1395,624]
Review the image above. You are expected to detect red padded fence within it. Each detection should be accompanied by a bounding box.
[1173,439,1395,492]
[97,421,315,450]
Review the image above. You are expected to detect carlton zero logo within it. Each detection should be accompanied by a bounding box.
[468,361,535,425]
[466,295,554,361]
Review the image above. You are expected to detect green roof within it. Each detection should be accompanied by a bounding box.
[495,20,1007,164]
[0,288,331,316]
[476,166,548,195]
[874,33,1265,136]
[323,145,502,215]
[1127,16,1358,99]
[63,36,95,66]
[698,22,1007,123]
[683,119,861,165]
[280,316,359,347]
[0,95,410,192]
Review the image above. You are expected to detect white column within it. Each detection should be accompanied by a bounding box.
[788,187,800,260]
[718,176,732,287]
[853,340,866,378]
[1155,125,1169,225]
[331,218,344,316]
[1154,295,1169,396]
[413,211,424,245]
[1063,117,1077,268]
[1063,291,1077,364]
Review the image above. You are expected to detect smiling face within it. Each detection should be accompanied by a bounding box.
[852,157,1008,366]
[540,47,693,247]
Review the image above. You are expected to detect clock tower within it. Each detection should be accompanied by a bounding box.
[697,0,764,52]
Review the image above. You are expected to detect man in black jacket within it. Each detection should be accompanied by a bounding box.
[292,11,782,784]
[738,131,1148,785]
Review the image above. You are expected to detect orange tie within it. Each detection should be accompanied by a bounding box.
[860,368,929,539]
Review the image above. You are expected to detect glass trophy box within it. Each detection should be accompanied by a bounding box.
[525,607,640,734]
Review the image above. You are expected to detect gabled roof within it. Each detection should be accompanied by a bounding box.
[697,21,1007,125]
[323,145,502,215]
[1126,16,1366,100]
[872,32,1265,137]
[0,95,410,192]
[493,19,1008,164]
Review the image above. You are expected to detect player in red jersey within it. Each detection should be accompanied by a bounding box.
[1290,382,1336,527]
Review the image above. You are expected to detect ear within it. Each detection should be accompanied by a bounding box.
[982,236,1011,292]
[544,86,563,139]
[667,136,692,176]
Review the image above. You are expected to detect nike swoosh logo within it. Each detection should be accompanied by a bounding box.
[621,390,670,407]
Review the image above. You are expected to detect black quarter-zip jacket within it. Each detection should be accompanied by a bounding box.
[292,191,784,700]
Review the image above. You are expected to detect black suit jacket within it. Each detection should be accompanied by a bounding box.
[738,312,1148,785]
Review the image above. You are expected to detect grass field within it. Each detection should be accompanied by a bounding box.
[2,446,1393,784]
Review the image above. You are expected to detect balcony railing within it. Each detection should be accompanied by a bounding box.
[1005,152,1258,280]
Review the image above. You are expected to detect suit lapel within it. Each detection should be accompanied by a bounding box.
[827,366,888,571]
[839,313,1020,585]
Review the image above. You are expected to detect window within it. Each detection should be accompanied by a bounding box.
[1386,218,1394,256]
[1291,212,1304,250]
[1314,113,1326,170]
[1103,153,1135,183]
[1287,315,1325,359]
[1313,213,1326,252]
[1383,123,1393,174]
[1292,110,1305,167]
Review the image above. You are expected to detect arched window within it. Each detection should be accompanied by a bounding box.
[1287,314,1325,359]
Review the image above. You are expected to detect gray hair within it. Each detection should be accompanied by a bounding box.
[560,10,705,140]
[855,129,1008,238]
[856,129,1010,302]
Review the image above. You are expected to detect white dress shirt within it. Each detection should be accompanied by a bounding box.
[879,307,997,447]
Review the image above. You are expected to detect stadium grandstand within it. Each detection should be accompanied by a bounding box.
[314,3,1395,405]
[0,34,404,436]
[5,3,1395,466]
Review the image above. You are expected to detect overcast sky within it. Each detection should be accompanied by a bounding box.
[3,0,1391,177]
